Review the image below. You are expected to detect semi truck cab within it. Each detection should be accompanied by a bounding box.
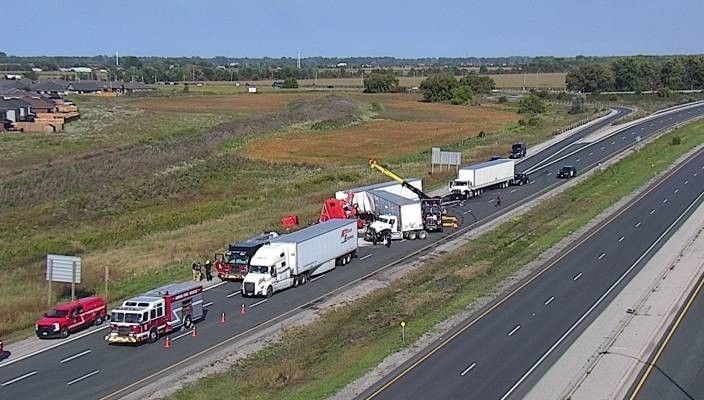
[241,246,295,297]
[366,215,401,241]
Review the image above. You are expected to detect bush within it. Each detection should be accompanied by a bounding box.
[282,77,299,88]
[182,83,189,93]
[498,96,508,103]
[450,86,474,105]
[518,94,547,114]
[657,88,672,98]
[458,75,496,94]
[363,71,399,93]
[420,74,459,102]
[671,136,681,145]
[568,96,586,114]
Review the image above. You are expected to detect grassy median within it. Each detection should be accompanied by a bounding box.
[172,119,704,400]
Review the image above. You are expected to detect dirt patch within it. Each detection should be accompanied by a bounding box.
[138,92,326,114]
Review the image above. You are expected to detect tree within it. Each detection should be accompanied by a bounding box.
[478,65,488,74]
[121,56,142,69]
[459,74,496,94]
[518,94,547,114]
[684,55,704,89]
[451,86,474,105]
[568,96,586,114]
[25,70,38,80]
[660,58,687,90]
[282,77,298,88]
[612,57,658,92]
[420,74,459,102]
[363,71,399,93]
[565,62,613,93]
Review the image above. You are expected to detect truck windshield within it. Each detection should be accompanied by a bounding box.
[378,217,390,224]
[46,309,68,318]
[248,265,269,274]
[230,251,250,265]
[112,312,141,323]
[451,180,467,187]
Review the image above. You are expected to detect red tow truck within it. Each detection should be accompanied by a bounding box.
[35,296,107,339]
[105,282,203,344]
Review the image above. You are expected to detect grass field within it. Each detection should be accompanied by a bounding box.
[171,118,704,400]
[0,90,584,338]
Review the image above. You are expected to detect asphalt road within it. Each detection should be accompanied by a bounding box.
[358,119,704,399]
[628,272,704,400]
[1,103,703,400]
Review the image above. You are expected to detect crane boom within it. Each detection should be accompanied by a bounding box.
[368,159,431,199]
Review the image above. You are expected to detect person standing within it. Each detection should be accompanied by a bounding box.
[192,262,199,281]
[204,260,213,282]
[495,195,502,207]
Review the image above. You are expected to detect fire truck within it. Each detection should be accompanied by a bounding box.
[214,232,279,281]
[105,282,204,344]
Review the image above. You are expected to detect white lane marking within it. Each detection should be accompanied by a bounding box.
[650,209,656,215]
[172,330,193,341]
[622,136,626,140]
[226,290,241,298]
[463,209,473,215]
[674,189,680,194]
[508,325,521,336]
[203,301,214,308]
[460,362,477,376]
[250,299,268,307]
[499,189,704,400]
[601,146,606,150]
[544,296,555,306]
[701,165,704,169]
[310,274,326,282]
[204,281,228,291]
[510,189,517,193]
[685,180,689,185]
[60,350,92,364]
[67,370,100,386]
[573,272,583,281]
[575,158,581,162]
[635,222,642,228]
[695,172,699,177]
[663,198,668,204]
[359,254,373,261]
[640,127,645,130]
[1,371,37,386]
[598,253,606,260]
[618,236,625,243]
[488,199,496,203]
[530,180,536,184]
[588,152,593,156]
[610,141,615,145]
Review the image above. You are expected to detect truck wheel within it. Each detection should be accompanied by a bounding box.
[60,327,69,338]
[407,230,418,240]
[293,275,299,287]
[266,286,273,298]
[418,230,428,240]
[94,314,103,326]
[345,254,352,264]
[183,315,193,330]
[148,328,158,343]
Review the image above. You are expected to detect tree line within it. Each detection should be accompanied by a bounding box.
[566,55,704,93]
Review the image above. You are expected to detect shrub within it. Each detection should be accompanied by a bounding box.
[498,96,508,103]
[282,77,299,89]
[518,94,547,114]
[671,136,681,145]
[450,86,474,105]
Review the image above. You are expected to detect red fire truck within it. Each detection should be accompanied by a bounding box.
[105,282,203,344]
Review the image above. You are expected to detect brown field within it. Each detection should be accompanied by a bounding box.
[243,95,518,164]
[138,92,326,113]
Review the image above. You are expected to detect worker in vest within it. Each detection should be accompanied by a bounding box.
[192,262,202,281]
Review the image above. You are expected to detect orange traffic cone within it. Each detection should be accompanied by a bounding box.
[164,336,171,349]
[220,312,226,323]
[240,303,247,315]
[191,326,197,337]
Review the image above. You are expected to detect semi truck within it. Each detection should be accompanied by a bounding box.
[214,232,279,281]
[363,190,430,241]
[510,142,527,159]
[449,159,516,199]
[241,219,358,297]
[105,282,203,344]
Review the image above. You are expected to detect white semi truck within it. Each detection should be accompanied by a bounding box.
[335,178,422,215]
[449,159,516,199]
[241,219,358,297]
[363,190,432,242]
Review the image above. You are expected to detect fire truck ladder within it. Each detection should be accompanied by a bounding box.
[368,159,458,227]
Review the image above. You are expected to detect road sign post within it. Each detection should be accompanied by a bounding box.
[401,321,406,345]
[46,254,82,303]
[47,258,53,306]
[71,261,77,301]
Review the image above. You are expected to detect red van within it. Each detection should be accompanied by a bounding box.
[35,296,107,339]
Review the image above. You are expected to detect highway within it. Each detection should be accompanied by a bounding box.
[358,118,704,399]
[628,272,704,400]
[0,103,702,400]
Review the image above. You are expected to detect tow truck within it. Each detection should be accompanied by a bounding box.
[365,159,458,242]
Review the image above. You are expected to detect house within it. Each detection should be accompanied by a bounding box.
[67,81,102,93]
[0,79,31,91]
[103,81,154,93]
[69,67,92,73]
[31,80,70,96]
[0,98,32,123]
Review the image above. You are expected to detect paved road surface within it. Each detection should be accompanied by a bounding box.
[1,104,703,400]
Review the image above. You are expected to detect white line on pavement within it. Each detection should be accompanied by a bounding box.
[650,209,656,215]
[60,350,91,364]
[250,299,268,308]
[463,209,473,215]
[619,236,625,243]
[67,370,100,386]
[695,172,699,177]
[510,189,517,193]
[310,274,326,282]
[573,272,583,281]
[359,254,373,261]
[635,222,642,228]
[204,281,228,291]
[172,330,193,341]
[460,362,477,376]
[1,371,37,387]
[226,290,241,298]
[588,152,593,156]
[508,325,521,336]
[610,141,615,145]
[663,198,669,204]
[575,158,581,162]
[601,146,606,150]
[685,180,689,185]
[544,296,555,306]
[203,302,214,308]
[598,253,606,260]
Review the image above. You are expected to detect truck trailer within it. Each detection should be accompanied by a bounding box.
[449,159,516,199]
[363,190,433,241]
[335,178,422,215]
[241,219,358,297]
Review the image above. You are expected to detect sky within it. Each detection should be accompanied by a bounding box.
[3,0,703,58]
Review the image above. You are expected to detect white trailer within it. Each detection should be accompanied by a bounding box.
[241,219,358,297]
[449,159,515,198]
[364,190,429,241]
[335,179,422,214]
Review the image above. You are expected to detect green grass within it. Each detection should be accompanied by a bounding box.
[171,119,704,400]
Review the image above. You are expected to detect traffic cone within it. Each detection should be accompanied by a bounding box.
[164,336,171,349]
[220,312,226,323]
[240,303,247,315]
[191,326,197,337]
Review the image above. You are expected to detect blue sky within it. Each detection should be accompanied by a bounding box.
[3,0,702,57]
